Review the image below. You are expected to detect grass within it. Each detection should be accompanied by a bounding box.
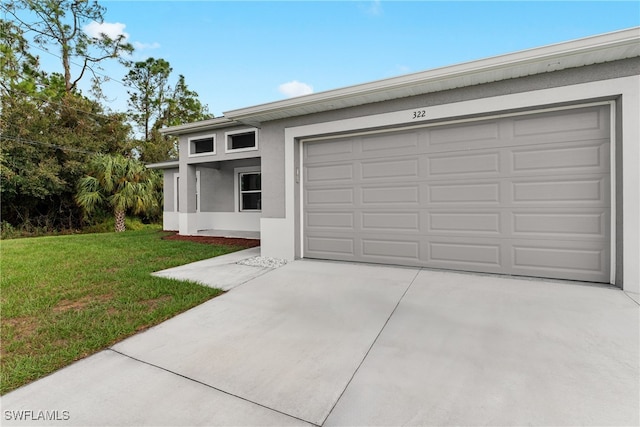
[0,227,243,395]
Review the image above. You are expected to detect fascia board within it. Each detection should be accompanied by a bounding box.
[159,117,239,136]
[146,160,179,169]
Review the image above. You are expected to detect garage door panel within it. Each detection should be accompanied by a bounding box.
[511,176,608,204]
[428,212,502,234]
[361,130,420,155]
[306,188,354,207]
[512,107,606,137]
[511,140,609,174]
[362,238,420,260]
[429,182,501,204]
[306,212,354,229]
[428,240,503,267]
[305,138,353,160]
[428,152,500,176]
[511,240,609,281]
[360,158,419,180]
[306,235,355,257]
[429,120,500,146]
[362,185,420,204]
[303,105,610,283]
[361,211,420,231]
[306,163,353,183]
[512,210,608,239]
[513,246,603,271]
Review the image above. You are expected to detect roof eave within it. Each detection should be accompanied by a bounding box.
[159,117,241,136]
[146,160,179,170]
[224,27,640,123]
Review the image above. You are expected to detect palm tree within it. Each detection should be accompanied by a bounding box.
[76,154,160,232]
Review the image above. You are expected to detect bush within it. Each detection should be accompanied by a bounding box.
[0,221,17,239]
[0,220,79,240]
[82,216,158,233]
[0,216,160,239]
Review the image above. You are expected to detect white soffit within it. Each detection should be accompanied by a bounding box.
[225,27,640,124]
[146,160,179,169]
[160,117,239,136]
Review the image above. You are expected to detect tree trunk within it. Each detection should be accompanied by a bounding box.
[114,209,126,232]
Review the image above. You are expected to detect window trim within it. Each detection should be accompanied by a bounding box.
[234,166,261,212]
[225,128,259,154]
[188,134,216,157]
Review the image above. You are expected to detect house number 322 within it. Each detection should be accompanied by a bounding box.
[412,110,426,119]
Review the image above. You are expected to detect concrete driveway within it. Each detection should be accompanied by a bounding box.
[3,259,639,426]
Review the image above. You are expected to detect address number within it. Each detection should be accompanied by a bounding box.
[412,110,426,119]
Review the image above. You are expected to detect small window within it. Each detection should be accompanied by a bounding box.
[239,172,261,211]
[225,128,258,153]
[189,135,215,156]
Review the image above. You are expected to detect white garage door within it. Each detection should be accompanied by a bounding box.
[303,105,611,283]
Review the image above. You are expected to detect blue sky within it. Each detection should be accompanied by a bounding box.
[35,1,640,117]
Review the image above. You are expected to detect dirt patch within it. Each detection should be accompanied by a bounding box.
[53,294,113,313]
[2,316,39,338]
[140,295,172,310]
[162,233,260,249]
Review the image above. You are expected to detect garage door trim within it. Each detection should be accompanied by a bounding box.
[299,100,616,283]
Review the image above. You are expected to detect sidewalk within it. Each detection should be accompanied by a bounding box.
[152,246,272,291]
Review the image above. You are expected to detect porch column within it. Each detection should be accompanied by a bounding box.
[178,164,198,235]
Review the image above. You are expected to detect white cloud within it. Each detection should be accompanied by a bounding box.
[396,65,411,74]
[83,21,129,40]
[133,41,161,50]
[278,80,314,98]
[363,0,382,16]
[84,21,160,55]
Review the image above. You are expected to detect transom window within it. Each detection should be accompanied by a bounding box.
[239,172,261,211]
[189,135,215,156]
[225,128,258,153]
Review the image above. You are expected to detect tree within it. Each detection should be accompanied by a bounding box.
[2,0,133,94]
[123,57,171,142]
[0,18,44,94]
[1,70,134,230]
[76,154,160,232]
[124,58,211,163]
[164,75,210,127]
[1,8,136,232]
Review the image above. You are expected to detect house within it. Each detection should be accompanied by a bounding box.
[150,27,640,294]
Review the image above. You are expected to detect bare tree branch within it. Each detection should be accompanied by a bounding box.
[4,0,133,94]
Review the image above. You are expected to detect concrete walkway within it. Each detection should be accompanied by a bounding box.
[151,246,271,290]
[3,259,639,426]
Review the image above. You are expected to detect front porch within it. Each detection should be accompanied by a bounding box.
[159,156,262,237]
[195,229,260,239]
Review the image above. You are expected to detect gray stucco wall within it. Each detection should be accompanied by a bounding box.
[176,124,263,215]
[162,168,178,212]
[178,125,261,165]
[259,57,640,219]
[197,158,261,212]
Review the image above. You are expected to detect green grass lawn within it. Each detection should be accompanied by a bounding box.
[0,227,243,395]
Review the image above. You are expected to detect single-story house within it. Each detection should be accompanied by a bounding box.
[150,27,640,294]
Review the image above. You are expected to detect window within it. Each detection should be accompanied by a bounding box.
[189,135,215,156]
[225,128,258,153]
[239,172,261,211]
